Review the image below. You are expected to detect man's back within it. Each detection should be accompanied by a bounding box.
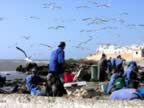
[110,88,141,100]
[49,47,64,72]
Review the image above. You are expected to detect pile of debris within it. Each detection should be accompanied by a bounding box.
[64,81,108,99]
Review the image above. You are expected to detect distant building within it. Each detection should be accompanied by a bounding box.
[85,44,144,61]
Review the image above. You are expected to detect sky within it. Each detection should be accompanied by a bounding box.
[0,0,144,60]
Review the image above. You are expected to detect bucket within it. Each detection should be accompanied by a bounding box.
[64,73,74,83]
[90,65,97,81]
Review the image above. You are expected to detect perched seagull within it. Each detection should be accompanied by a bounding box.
[16,46,32,63]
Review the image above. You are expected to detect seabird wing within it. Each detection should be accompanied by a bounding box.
[16,46,28,57]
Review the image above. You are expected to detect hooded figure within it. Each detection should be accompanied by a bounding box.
[98,53,108,81]
[123,61,139,88]
[115,55,124,72]
[48,41,66,83]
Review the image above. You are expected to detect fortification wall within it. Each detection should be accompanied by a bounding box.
[0,94,143,108]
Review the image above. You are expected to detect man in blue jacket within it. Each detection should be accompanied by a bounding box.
[123,61,139,88]
[48,41,66,83]
[110,84,143,100]
[25,67,46,96]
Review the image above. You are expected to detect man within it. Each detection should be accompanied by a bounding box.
[98,53,108,81]
[25,67,46,96]
[46,73,67,96]
[115,55,124,72]
[110,58,116,70]
[107,70,125,94]
[123,61,139,88]
[48,41,66,83]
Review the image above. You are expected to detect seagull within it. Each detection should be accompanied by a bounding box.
[48,26,65,30]
[82,18,92,21]
[16,46,32,63]
[76,6,90,9]
[138,24,144,27]
[40,43,53,49]
[96,4,111,8]
[30,16,40,20]
[120,12,128,16]
[89,1,111,8]
[42,2,62,10]
[78,37,93,46]
[21,36,31,40]
[55,26,65,29]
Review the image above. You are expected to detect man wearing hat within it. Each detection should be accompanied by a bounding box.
[48,41,66,84]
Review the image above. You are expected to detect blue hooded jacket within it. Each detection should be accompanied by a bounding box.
[49,47,65,74]
[110,88,142,100]
[115,58,123,67]
[25,75,42,92]
[110,58,116,67]
[107,73,118,93]
[123,64,135,81]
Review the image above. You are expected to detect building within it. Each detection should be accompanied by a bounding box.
[85,44,144,62]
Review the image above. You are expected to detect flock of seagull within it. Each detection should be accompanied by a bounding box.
[0,0,143,62]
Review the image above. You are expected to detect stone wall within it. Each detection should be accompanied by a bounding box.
[0,94,144,108]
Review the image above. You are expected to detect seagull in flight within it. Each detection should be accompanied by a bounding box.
[16,46,32,63]
[21,36,31,40]
[48,26,65,30]
[40,43,53,50]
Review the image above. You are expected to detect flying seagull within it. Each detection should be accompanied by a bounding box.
[21,36,31,40]
[96,4,111,8]
[76,6,90,9]
[16,46,32,63]
[30,16,40,20]
[48,26,65,30]
[40,43,53,50]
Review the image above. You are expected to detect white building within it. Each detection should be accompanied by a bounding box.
[85,44,144,61]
